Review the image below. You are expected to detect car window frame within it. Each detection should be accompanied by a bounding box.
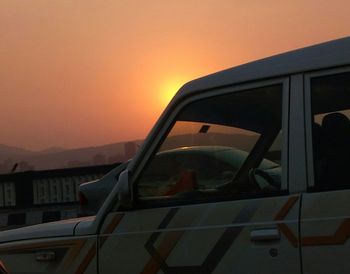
[129,77,290,209]
[304,66,350,190]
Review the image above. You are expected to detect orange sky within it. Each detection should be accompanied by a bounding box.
[1,0,349,150]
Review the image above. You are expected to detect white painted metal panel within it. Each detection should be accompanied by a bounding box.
[36,179,50,204]
[74,176,81,201]
[49,178,62,203]
[3,182,16,207]
[62,177,76,202]
[33,180,39,205]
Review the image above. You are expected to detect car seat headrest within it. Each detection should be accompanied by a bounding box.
[322,112,350,131]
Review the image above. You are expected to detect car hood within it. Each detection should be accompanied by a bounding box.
[0,216,95,244]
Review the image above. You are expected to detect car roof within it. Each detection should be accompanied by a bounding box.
[174,36,350,100]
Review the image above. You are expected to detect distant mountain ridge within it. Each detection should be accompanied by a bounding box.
[37,147,66,154]
[0,140,142,173]
[0,144,33,156]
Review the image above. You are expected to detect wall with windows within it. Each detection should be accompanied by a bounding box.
[0,163,118,229]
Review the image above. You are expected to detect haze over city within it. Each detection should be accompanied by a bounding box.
[1,0,350,151]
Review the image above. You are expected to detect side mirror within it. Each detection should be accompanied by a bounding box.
[117,169,133,207]
[87,169,132,234]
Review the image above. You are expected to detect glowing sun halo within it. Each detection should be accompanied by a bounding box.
[159,78,186,107]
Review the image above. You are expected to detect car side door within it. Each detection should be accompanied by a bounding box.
[301,68,350,274]
[98,79,302,274]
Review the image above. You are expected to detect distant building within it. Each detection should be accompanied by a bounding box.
[93,154,106,165]
[67,160,91,168]
[108,155,124,164]
[0,163,120,228]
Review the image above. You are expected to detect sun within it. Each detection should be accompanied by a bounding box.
[159,78,187,107]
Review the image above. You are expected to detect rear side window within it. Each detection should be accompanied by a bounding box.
[311,71,350,190]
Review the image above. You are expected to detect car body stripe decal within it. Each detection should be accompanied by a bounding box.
[274,196,299,221]
[100,213,125,247]
[6,195,350,273]
[142,208,183,274]
[75,213,125,274]
[0,260,9,274]
[301,218,350,246]
[273,196,350,247]
[60,239,86,271]
[75,241,97,274]
[141,231,184,274]
[142,203,258,274]
[200,203,258,273]
[274,196,299,247]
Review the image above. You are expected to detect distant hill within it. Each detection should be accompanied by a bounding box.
[0,144,33,158]
[37,147,66,154]
[0,140,143,173]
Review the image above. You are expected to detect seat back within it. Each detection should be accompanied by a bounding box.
[317,112,350,188]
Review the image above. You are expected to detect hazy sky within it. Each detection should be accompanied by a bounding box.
[1,0,349,150]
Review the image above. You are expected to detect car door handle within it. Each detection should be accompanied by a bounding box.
[250,228,280,242]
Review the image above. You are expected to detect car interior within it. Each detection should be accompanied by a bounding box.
[311,71,350,190]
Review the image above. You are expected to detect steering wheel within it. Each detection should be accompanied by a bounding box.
[248,168,277,192]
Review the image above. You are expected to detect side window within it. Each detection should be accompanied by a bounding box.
[311,71,350,190]
[137,84,285,203]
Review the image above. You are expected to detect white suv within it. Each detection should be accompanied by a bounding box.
[0,37,350,274]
